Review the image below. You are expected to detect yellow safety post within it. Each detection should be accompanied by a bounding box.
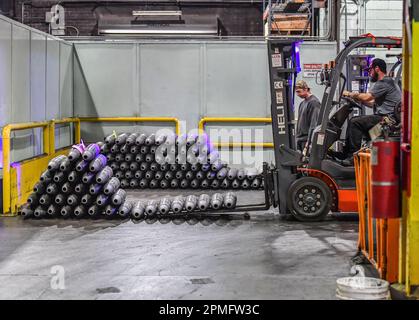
[393,2,419,298]
[403,15,419,295]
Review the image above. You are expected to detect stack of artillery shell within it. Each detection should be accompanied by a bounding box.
[101,132,264,191]
[21,142,132,220]
[21,131,254,220]
[21,144,238,219]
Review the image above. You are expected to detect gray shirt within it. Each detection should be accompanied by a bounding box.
[296,95,321,143]
[370,76,401,115]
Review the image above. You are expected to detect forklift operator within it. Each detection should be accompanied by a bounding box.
[295,80,321,152]
[342,58,401,161]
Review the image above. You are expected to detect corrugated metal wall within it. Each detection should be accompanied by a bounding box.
[0,15,74,166]
[74,41,270,132]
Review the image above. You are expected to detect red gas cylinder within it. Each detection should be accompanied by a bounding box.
[371,138,401,219]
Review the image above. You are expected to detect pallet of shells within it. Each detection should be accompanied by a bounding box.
[101,132,264,190]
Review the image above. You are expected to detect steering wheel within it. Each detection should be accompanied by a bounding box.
[341,96,363,110]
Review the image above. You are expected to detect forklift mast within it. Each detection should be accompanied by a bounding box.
[267,39,302,214]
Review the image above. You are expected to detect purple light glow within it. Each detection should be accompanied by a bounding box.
[10,162,22,200]
[294,42,302,73]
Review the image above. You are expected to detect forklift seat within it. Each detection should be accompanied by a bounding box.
[308,103,353,156]
[321,159,356,180]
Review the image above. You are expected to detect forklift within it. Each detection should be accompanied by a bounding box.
[265,35,402,221]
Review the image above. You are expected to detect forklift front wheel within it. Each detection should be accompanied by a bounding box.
[287,177,332,222]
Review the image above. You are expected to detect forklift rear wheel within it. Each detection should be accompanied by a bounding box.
[287,177,332,222]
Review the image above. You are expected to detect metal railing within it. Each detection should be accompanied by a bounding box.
[1,116,180,215]
[198,117,273,148]
[2,115,269,215]
[2,121,53,216]
[51,118,81,152]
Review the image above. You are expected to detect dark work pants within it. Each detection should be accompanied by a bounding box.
[346,115,383,154]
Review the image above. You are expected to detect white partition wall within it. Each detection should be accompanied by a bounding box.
[0,15,73,166]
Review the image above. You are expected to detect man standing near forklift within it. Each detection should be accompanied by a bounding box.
[295,80,321,153]
[341,58,401,163]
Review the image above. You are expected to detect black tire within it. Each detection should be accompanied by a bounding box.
[287,177,333,222]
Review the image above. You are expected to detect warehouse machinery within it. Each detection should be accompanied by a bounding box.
[264,35,402,221]
[345,54,375,117]
[387,53,403,88]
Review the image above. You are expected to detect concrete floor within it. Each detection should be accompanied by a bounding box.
[0,190,359,300]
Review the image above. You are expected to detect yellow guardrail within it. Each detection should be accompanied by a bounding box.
[198,117,273,148]
[2,115,266,215]
[1,116,179,215]
[51,118,81,152]
[79,117,180,136]
[2,121,51,216]
[1,118,81,216]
